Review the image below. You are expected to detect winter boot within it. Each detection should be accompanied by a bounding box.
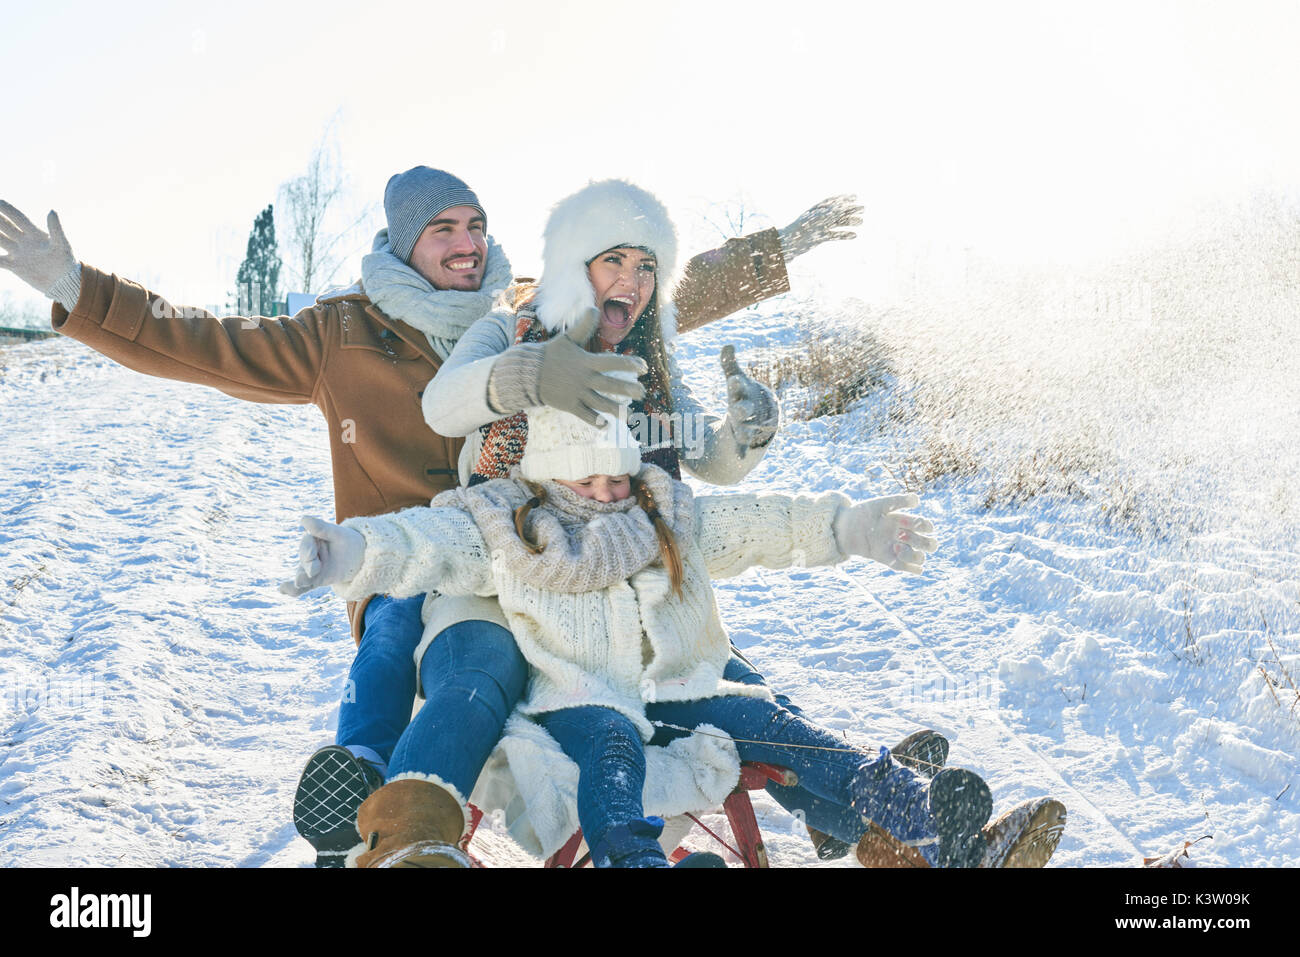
[850,758,991,868]
[589,816,673,868]
[293,745,385,868]
[855,822,930,868]
[807,827,847,861]
[353,777,472,868]
[673,852,728,868]
[927,767,993,868]
[980,797,1066,868]
[811,729,951,860]
[891,728,950,778]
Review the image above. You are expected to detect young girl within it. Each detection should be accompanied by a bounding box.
[285,402,1029,869]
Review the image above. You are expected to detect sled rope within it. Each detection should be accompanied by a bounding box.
[649,720,944,771]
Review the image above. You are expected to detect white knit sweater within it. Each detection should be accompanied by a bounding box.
[337,478,846,731]
[334,473,850,855]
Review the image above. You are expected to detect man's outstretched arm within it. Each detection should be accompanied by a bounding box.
[1,201,325,404]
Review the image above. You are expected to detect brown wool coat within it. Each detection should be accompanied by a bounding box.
[50,229,789,642]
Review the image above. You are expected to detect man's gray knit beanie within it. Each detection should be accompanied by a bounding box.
[384,166,486,264]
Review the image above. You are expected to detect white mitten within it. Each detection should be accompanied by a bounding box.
[832,492,937,574]
[720,345,780,448]
[0,202,78,301]
[278,516,365,596]
[777,194,864,262]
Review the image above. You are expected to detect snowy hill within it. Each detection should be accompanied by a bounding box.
[2,306,1297,867]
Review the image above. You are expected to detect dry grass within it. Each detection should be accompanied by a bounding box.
[1256,616,1300,729]
[745,194,1300,553]
[746,322,895,421]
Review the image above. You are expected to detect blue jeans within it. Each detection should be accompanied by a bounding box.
[537,706,667,868]
[335,595,529,797]
[722,653,875,846]
[538,694,934,867]
[386,618,529,800]
[336,610,882,846]
[334,594,426,764]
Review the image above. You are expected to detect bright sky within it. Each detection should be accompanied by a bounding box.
[3,0,1298,309]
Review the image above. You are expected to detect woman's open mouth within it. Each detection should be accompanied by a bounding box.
[602,295,635,330]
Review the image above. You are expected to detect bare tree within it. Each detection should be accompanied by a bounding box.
[277,121,374,295]
[695,191,772,244]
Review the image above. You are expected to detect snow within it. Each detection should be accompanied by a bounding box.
[1,293,1297,868]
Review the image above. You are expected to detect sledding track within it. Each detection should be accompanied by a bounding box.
[831,565,1144,861]
[732,562,1148,868]
[0,340,352,865]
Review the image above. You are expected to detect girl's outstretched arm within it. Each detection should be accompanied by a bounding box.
[279,506,494,602]
[694,491,937,578]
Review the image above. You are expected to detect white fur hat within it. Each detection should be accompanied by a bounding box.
[519,406,643,483]
[534,179,679,340]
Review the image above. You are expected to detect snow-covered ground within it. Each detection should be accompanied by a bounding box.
[1,300,1297,867]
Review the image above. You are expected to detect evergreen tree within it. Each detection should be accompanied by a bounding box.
[235,205,282,316]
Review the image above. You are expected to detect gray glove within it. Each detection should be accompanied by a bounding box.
[487,308,646,427]
[0,202,80,304]
[720,345,779,448]
[832,493,938,574]
[278,516,366,597]
[777,194,863,262]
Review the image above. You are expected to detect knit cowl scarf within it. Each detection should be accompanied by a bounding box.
[432,464,694,594]
[469,305,680,485]
[359,228,514,360]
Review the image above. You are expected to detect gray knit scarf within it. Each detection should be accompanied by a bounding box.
[431,465,695,594]
[359,228,514,360]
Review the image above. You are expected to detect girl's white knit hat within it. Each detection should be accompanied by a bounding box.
[520,406,643,483]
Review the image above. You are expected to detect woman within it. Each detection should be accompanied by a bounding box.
[421,178,779,489]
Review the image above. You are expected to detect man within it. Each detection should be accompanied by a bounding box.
[0,171,881,866]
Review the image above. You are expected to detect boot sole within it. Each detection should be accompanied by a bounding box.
[929,768,993,868]
[1001,800,1067,868]
[292,746,378,858]
[892,729,950,779]
[375,841,473,868]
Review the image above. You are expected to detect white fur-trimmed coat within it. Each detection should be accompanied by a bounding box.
[334,479,849,858]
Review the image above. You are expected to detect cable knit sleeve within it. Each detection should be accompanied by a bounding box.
[331,505,495,603]
[692,491,849,579]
